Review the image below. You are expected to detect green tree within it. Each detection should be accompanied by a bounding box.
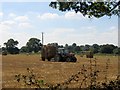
[50,1,120,18]
[65,44,69,49]
[20,46,28,53]
[72,43,77,53]
[74,46,81,53]
[84,44,90,51]
[67,45,73,52]
[4,39,19,54]
[91,44,100,53]
[113,48,120,55]
[72,43,77,47]
[100,44,115,54]
[80,45,84,51]
[26,38,42,53]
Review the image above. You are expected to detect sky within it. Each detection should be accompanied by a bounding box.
[0,1,118,48]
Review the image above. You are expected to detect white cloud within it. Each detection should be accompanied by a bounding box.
[37,15,41,18]
[109,26,117,30]
[82,26,96,30]
[0,12,3,17]
[76,26,118,45]
[0,21,33,48]
[0,20,15,32]
[99,26,118,45]
[0,14,32,31]
[37,12,87,21]
[1,20,16,26]
[15,16,29,22]
[44,26,118,46]
[65,11,86,20]
[0,23,11,31]
[44,28,75,44]
[0,10,118,47]
[80,26,97,34]
[38,13,59,20]
[0,20,15,46]
[51,28,74,35]
[0,30,32,48]
[18,22,32,29]
[8,13,16,17]
[0,24,11,46]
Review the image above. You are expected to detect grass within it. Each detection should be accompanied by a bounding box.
[2,54,119,88]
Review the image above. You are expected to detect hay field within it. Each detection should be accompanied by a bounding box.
[2,54,118,88]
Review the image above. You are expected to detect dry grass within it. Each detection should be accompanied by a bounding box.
[2,54,118,88]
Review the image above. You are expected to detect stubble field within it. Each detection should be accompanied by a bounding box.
[2,54,119,88]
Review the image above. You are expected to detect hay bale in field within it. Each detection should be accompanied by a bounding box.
[41,45,57,61]
[86,51,94,58]
[46,45,57,58]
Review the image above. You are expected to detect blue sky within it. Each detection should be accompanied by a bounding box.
[0,2,118,48]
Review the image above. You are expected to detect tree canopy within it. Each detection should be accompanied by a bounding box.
[4,39,19,54]
[20,38,42,53]
[49,0,120,18]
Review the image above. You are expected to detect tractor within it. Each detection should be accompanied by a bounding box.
[41,45,77,62]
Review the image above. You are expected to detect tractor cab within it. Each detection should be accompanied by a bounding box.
[57,48,75,57]
[58,48,69,55]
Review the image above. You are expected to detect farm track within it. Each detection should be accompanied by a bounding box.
[1,54,118,88]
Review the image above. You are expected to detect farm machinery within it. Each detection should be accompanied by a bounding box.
[41,44,77,62]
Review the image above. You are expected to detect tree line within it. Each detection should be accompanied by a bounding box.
[0,38,120,55]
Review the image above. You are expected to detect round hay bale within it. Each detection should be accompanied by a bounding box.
[86,51,94,58]
[41,45,57,61]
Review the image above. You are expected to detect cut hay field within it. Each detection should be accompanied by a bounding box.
[2,54,119,88]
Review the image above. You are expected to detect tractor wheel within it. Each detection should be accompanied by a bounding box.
[66,57,71,62]
[71,57,77,62]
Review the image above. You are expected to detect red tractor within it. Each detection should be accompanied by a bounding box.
[41,45,77,62]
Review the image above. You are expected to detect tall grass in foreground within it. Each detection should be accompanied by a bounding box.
[15,58,120,90]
